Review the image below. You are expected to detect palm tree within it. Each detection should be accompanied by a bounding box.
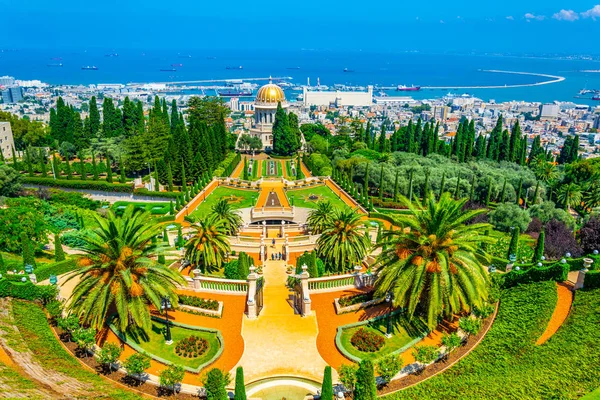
[185,215,230,274]
[374,193,493,329]
[316,208,371,273]
[67,206,184,334]
[557,183,582,212]
[533,159,559,183]
[307,201,334,234]
[211,198,242,235]
[583,182,600,210]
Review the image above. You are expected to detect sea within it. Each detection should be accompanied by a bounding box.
[1,48,600,105]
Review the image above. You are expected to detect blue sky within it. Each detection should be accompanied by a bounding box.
[2,0,600,53]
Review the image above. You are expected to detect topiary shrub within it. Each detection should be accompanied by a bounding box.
[350,328,385,352]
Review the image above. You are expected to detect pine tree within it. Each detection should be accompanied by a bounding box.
[533,229,545,262]
[378,124,386,153]
[272,102,293,156]
[532,181,540,205]
[40,149,48,178]
[354,360,377,400]
[181,161,187,192]
[105,154,113,183]
[509,120,521,162]
[321,366,333,400]
[25,148,34,177]
[234,367,247,400]
[89,96,101,137]
[78,152,86,180]
[54,233,66,262]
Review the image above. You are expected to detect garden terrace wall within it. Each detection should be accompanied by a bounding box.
[23,177,133,193]
[109,316,224,374]
[334,296,383,314]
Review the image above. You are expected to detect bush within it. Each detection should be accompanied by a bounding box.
[47,189,101,210]
[354,360,377,400]
[0,279,58,302]
[35,259,77,282]
[178,295,219,311]
[544,219,583,260]
[338,292,373,307]
[23,177,132,193]
[502,262,569,288]
[224,260,241,280]
[350,328,385,352]
[202,368,230,400]
[441,332,462,353]
[579,217,600,254]
[412,345,439,364]
[489,203,531,233]
[585,270,600,289]
[133,188,182,199]
[97,343,123,372]
[339,364,358,392]
[376,354,404,382]
[459,317,482,336]
[123,352,151,377]
[45,300,63,321]
[473,303,495,319]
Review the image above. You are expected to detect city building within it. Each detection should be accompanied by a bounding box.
[1,87,23,104]
[247,80,288,151]
[0,76,15,87]
[303,86,373,107]
[541,103,560,119]
[0,122,15,160]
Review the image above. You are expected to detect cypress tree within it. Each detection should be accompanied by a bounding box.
[392,169,399,202]
[169,201,175,216]
[515,178,523,206]
[499,178,507,203]
[234,366,247,400]
[354,360,377,400]
[25,149,34,177]
[533,229,545,262]
[469,175,476,202]
[78,153,86,180]
[64,156,72,180]
[532,181,540,205]
[91,150,99,180]
[454,175,461,199]
[509,120,521,162]
[439,172,446,198]
[423,169,430,199]
[485,178,492,206]
[163,228,170,246]
[21,232,36,268]
[154,163,160,192]
[0,253,4,270]
[408,169,414,200]
[181,161,187,193]
[243,158,248,180]
[166,162,174,192]
[54,233,66,262]
[105,154,113,183]
[377,124,386,153]
[175,196,181,210]
[39,149,48,178]
[119,157,126,183]
[378,165,385,201]
[321,366,333,400]
[11,146,18,168]
[507,227,520,259]
[363,162,370,197]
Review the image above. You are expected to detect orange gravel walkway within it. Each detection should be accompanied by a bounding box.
[536,283,573,345]
[175,180,219,224]
[325,179,366,214]
[281,160,289,179]
[102,291,245,384]
[300,160,312,178]
[255,182,290,208]
[311,290,454,371]
[230,156,246,179]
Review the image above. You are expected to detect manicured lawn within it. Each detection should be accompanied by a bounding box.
[189,187,257,220]
[250,160,260,180]
[9,300,143,399]
[340,316,426,362]
[123,321,220,370]
[111,201,170,216]
[385,282,600,399]
[287,185,349,210]
[285,160,294,178]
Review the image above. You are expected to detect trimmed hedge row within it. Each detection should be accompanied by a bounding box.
[35,259,77,282]
[584,270,600,289]
[133,188,182,199]
[0,280,58,302]
[502,262,569,288]
[23,177,133,193]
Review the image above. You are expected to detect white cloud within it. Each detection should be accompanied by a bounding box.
[553,9,579,21]
[524,13,546,21]
[581,5,600,20]
[506,16,514,20]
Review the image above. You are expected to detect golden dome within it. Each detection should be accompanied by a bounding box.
[255,82,286,104]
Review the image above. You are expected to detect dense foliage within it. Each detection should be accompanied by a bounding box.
[175,336,208,358]
[350,328,385,352]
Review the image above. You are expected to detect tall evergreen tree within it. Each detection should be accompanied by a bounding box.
[88,96,101,137]
[321,366,333,400]
[272,102,293,156]
[54,233,66,262]
[509,120,522,162]
[105,154,113,183]
[379,164,385,201]
[363,162,370,196]
[354,360,377,400]
[393,169,400,201]
[234,367,247,400]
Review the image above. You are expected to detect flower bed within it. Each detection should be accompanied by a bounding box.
[351,328,385,352]
[179,295,219,311]
[334,292,384,314]
[175,336,209,358]
[339,292,372,307]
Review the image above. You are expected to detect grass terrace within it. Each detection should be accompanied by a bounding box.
[287,185,350,210]
[188,186,257,220]
[111,201,171,216]
[262,160,283,177]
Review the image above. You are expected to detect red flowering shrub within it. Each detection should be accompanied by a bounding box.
[174,335,208,358]
[350,328,385,352]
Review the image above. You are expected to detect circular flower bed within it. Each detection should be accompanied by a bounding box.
[175,336,209,358]
[350,328,385,352]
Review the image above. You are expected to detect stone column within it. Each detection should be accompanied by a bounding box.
[281,220,286,237]
[353,265,363,288]
[246,266,258,319]
[575,258,594,290]
[262,220,267,238]
[300,264,312,316]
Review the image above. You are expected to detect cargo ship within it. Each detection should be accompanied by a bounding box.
[47,63,63,67]
[226,66,243,70]
[216,89,252,97]
[81,66,98,70]
[397,85,421,91]
[593,95,600,101]
[160,68,176,72]
[171,63,183,67]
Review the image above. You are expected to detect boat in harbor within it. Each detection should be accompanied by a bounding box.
[397,85,421,91]
[160,68,176,72]
[171,63,183,67]
[47,63,63,67]
[593,95,600,101]
[216,89,252,97]
[81,66,98,70]
[286,67,301,70]
[226,66,243,70]
[343,68,354,72]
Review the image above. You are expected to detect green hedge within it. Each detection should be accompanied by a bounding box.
[585,270,600,289]
[35,259,77,282]
[0,280,58,302]
[133,188,182,199]
[23,177,133,193]
[502,262,569,288]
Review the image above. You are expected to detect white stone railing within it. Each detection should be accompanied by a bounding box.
[184,274,248,295]
[308,274,355,292]
[251,206,295,219]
